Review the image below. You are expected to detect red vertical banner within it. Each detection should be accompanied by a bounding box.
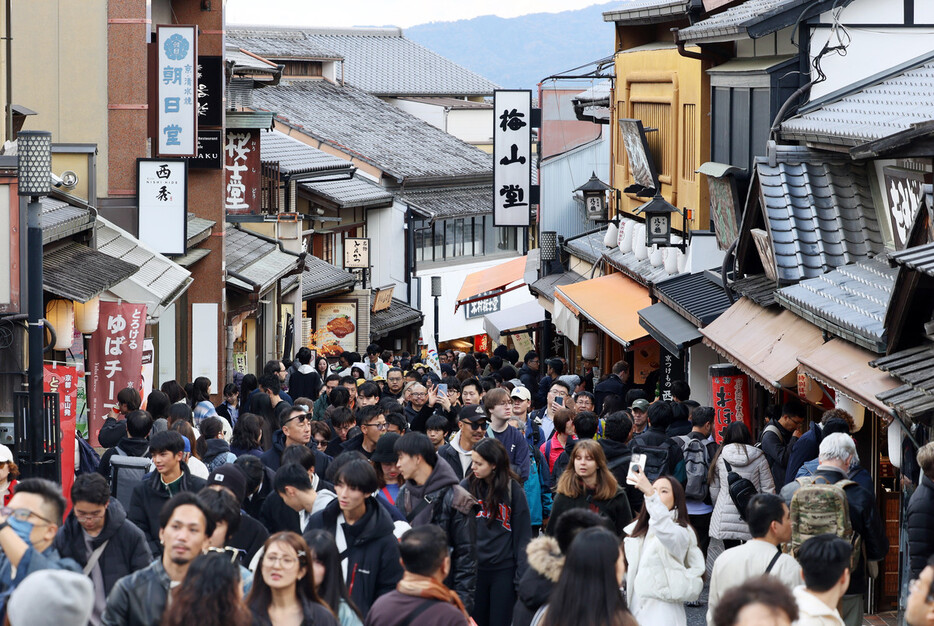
[224,129,260,215]
[474,334,490,354]
[44,364,78,504]
[710,364,750,443]
[87,302,147,447]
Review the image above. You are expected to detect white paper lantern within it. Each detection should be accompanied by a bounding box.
[604,221,619,249]
[633,224,648,260]
[74,297,100,334]
[887,417,903,469]
[618,219,634,253]
[664,247,680,274]
[581,331,599,360]
[648,245,664,266]
[46,299,75,350]
[835,394,865,432]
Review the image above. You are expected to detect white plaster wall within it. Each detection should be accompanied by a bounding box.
[386,98,447,130]
[688,342,722,408]
[367,201,409,296]
[447,109,494,146]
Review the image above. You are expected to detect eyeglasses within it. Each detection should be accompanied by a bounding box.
[73,509,106,522]
[314,439,329,448]
[207,546,243,564]
[460,420,488,431]
[264,551,305,568]
[283,414,310,426]
[0,507,51,525]
[364,422,388,431]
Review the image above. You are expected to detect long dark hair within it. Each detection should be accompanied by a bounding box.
[246,532,333,619]
[146,390,171,420]
[231,413,263,451]
[708,421,754,485]
[315,356,330,377]
[192,377,212,404]
[160,552,252,626]
[161,380,187,404]
[304,529,363,621]
[627,474,690,540]
[250,392,276,451]
[239,374,258,411]
[542,527,636,626]
[196,417,225,458]
[466,438,518,527]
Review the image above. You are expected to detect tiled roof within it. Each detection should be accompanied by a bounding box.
[870,345,934,425]
[775,257,897,353]
[653,270,733,326]
[252,80,492,181]
[299,175,393,209]
[186,213,215,247]
[529,270,585,303]
[226,28,342,60]
[280,255,356,301]
[40,197,93,245]
[397,97,492,110]
[260,130,350,176]
[225,225,303,293]
[742,146,883,284]
[638,302,703,355]
[563,226,685,285]
[678,0,847,43]
[563,229,607,265]
[730,274,779,307]
[401,185,492,221]
[43,242,138,303]
[781,52,934,152]
[225,46,282,73]
[603,0,693,24]
[370,298,424,340]
[888,241,934,275]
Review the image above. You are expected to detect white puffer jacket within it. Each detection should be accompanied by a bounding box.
[709,443,775,540]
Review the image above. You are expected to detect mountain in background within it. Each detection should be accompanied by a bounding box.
[405,3,617,91]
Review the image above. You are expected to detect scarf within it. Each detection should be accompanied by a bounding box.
[395,572,470,621]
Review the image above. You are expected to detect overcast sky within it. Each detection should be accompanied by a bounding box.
[225,0,607,29]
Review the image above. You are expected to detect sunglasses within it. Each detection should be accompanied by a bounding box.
[283,414,311,426]
[460,420,488,431]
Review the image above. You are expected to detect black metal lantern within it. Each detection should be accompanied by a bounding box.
[574,172,612,221]
[635,194,678,247]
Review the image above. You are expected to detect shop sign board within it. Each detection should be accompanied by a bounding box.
[493,90,532,226]
[156,25,198,157]
[710,363,750,443]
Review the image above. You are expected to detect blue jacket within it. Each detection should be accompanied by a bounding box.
[489,424,531,482]
[0,544,80,611]
[784,423,822,484]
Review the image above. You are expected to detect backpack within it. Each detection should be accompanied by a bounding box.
[755,423,783,450]
[723,460,757,521]
[788,476,862,571]
[110,446,152,508]
[678,435,710,501]
[630,442,671,482]
[75,436,101,476]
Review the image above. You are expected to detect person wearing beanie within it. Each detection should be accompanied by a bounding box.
[371,432,404,512]
[7,569,94,626]
[205,464,268,565]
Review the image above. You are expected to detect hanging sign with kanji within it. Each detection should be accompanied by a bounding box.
[44,364,78,503]
[344,238,370,269]
[138,158,187,255]
[710,363,750,443]
[87,302,147,446]
[224,129,261,215]
[493,90,532,227]
[156,25,198,157]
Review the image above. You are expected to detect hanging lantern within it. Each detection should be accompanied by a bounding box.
[74,297,100,334]
[581,330,599,360]
[835,394,865,432]
[46,299,75,350]
[635,194,678,247]
[648,245,664,267]
[604,221,619,248]
[574,172,612,222]
[618,218,634,253]
[887,416,903,469]
[633,223,648,260]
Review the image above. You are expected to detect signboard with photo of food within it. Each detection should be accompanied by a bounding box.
[315,301,358,356]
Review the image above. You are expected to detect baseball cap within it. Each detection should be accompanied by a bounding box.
[207,464,247,503]
[0,444,13,464]
[630,399,650,412]
[458,404,487,423]
[510,387,531,402]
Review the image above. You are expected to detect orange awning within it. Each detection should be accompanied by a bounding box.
[554,272,651,348]
[797,339,898,417]
[700,297,825,390]
[455,255,529,311]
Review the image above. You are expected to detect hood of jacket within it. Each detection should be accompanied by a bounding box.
[63,496,130,548]
[320,496,395,544]
[114,437,151,456]
[421,457,460,496]
[599,439,631,462]
[721,443,765,467]
[203,438,232,462]
[526,535,563,582]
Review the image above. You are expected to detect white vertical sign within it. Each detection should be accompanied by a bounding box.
[191,303,219,386]
[156,25,198,157]
[493,90,532,226]
[137,159,187,255]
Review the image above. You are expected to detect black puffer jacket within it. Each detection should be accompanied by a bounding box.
[907,474,934,580]
[305,497,403,616]
[101,558,171,626]
[512,535,563,626]
[398,460,478,612]
[98,417,128,449]
[54,497,152,596]
[127,464,207,556]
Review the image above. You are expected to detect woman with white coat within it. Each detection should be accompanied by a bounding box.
[708,421,775,549]
[623,468,704,626]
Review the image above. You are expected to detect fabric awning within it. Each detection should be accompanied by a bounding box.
[554,272,651,348]
[797,339,898,417]
[700,297,825,390]
[638,303,702,355]
[43,242,139,303]
[482,300,546,344]
[455,255,529,311]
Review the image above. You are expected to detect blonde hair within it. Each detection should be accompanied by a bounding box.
[555,439,619,501]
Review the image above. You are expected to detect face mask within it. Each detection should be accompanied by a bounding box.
[7,517,33,545]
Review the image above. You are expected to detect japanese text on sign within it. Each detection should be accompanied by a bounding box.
[138,159,187,255]
[344,238,370,269]
[710,369,750,443]
[224,130,260,215]
[493,90,532,227]
[156,26,198,156]
[465,294,501,319]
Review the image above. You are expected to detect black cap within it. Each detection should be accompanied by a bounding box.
[371,432,401,464]
[458,404,487,423]
[207,463,247,504]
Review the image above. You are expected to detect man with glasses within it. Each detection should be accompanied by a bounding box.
[439,405,489,480]
[342,405,387,460]
[53,473,151,625]
[385,367,405,400]
[260,406,319,473]
[102,492,215,626]
[760,401,806,487]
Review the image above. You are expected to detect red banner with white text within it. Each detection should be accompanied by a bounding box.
[44,364,77,504]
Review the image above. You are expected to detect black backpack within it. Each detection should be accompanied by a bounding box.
[678,435,711,501]
[723,459,757,521]
[630,442,671,482]
[110,446,152,508]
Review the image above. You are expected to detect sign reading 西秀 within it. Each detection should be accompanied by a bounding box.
[493,90,532,227]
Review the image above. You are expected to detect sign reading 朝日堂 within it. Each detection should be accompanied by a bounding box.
[156,25,198,157]
[493,90,532,227]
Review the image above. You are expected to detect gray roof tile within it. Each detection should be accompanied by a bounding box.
[260,130,350,175]
[43,242,139,303]
[280,255,356,301]
[654,270,733,326]
[252,80,492,181]
[888,241,934,275]
[563,229,606,264]
[678,0,843,43]
[870,345,934,424]
[781,52,934,149]
[401,185,492,221]
[299,175,393,209]
[603,0,693,24]
[225,28,342,60]
[370,298,424,339]
[529,270,585,302]
[730,274,779,307]
[225,46,283,73]
[40,197,94,245]
[747,146,883,283]
[186,213,215,246]
[776,257,896,353]
[225,225,302,293]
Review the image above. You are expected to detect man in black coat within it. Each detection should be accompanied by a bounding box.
[760,401,806,487]
[593,360,630,414]
[908,441,934,580]
[54,474,152,625]
[205,464,268,565]
[234,455,276,521]
[259,407,331,476]
[98,409,152,480]
[517,352,541,406]
[127,431,207,556]
[630,401,686,484]
[287,347,322,403]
